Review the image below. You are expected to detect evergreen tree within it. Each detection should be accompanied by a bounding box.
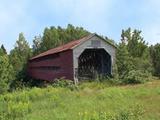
[0,53,13,94]
[0,47,4,55]
[121,28,148,58]
[1,44,7,54]
[116,43,134,78]
[10,33,31,72]
[117,28,152,79]
[150,44,160,77]
[9,33,32,88]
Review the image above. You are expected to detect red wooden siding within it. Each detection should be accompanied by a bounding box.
[28,50,73,81]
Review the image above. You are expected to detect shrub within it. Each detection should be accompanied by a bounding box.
[52,78,78,91]
[52,78,74,87]
[123,70,151,84]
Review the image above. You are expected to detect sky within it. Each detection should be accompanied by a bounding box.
[0,0,160,52]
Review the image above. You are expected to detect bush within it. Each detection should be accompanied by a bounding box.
[52,78,78,91]
[123,70,151,84]
[52,78,73,87]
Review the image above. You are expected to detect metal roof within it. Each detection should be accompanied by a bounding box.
[30,33,116,60]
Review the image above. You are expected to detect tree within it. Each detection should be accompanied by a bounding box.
[32,35,42,55]
[1,44,7,54]
[0,47,4,55]
[37,24,90,54]
[117,28,152,80]
[150,44,160,77]
[9,33,32,88]
[116,43,134,78]
[0,53,13,94]
[121,28,148,58]
[10,33,31,73]
[40,27,59,52]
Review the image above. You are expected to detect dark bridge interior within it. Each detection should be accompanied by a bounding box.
[78,48,111,79]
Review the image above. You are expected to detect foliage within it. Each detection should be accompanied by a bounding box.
[9,33,32,89]
[32,35,42,56]
[9,33,31,73]
[116,28,153,83]
[33,24,90,54]
[52,78,74,87]
[0,44,7,55]
[150,44,160,77]
[0,54,13,94]
[116,43,134,78]
[123,70,151,84]
[131,57,153,73]
[121,28,148,58]
[51,78,78,91]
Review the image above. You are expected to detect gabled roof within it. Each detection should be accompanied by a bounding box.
[30,33,116,60]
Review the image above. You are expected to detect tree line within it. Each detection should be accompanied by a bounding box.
[0,24,160,94]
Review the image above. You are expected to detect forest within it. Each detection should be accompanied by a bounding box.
[0,24,160,120]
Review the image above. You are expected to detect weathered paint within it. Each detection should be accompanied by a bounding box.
[28,50,74,81]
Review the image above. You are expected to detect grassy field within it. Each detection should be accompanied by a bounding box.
[0,80,160,120]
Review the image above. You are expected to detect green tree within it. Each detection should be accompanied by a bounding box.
[40,27,59,52]
[121,28,148,58]
[32,35,42,55]
[116,43,133,78]
[0,47,4,55]
[10,33,31,73]
[0,53,13,94]
[150,44,160,77]
[117,28,152,80]
[37,24,89,54]
[1,44,7,54]
[9,33,32,88]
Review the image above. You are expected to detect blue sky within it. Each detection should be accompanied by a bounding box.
[0,0,160,52]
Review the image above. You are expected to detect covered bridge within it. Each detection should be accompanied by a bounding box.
[28,34,116,83]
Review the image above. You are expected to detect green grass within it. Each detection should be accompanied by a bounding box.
[0,80,160,120]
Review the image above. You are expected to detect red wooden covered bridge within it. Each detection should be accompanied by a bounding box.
[28,34,116,83]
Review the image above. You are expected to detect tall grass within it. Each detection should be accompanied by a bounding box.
[0,80,160,120]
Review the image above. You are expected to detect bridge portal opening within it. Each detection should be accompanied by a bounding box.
[78,48,111,79]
